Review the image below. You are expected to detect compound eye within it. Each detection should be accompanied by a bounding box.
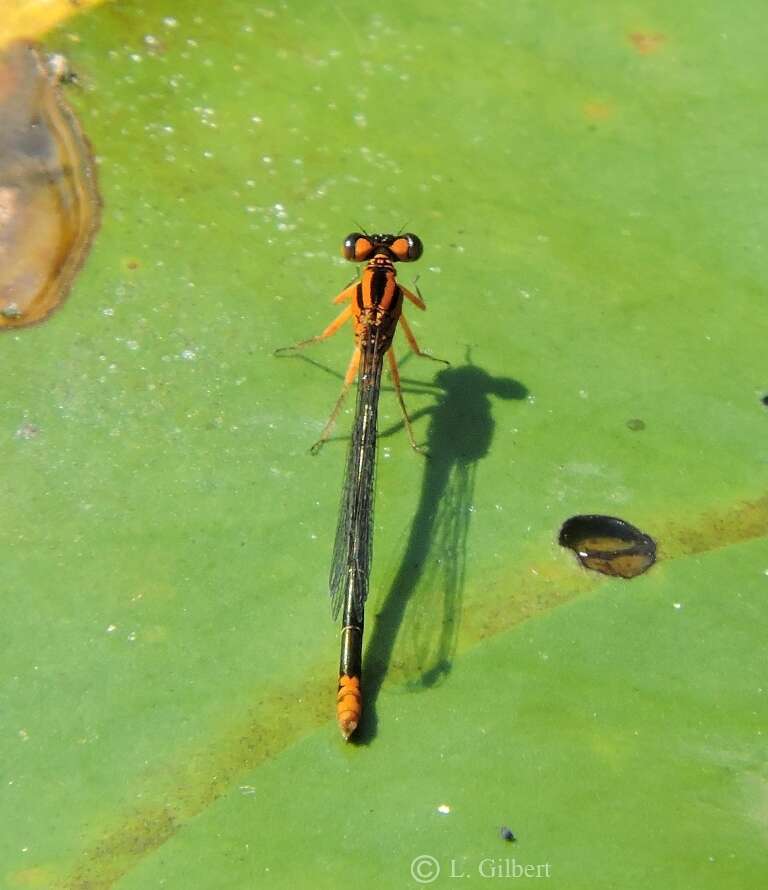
[390,233,423,262]
[342,233,374,262]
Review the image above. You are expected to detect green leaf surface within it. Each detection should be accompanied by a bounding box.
[2,1,766,888]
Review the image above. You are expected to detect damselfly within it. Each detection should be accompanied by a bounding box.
[277,232,445,739]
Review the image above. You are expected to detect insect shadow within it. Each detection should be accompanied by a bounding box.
[276,348,528,742]
[354,352,528,743]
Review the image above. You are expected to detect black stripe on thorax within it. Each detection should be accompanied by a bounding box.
[370,268,389,306]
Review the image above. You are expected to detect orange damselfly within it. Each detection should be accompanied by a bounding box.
[277,232,445,739]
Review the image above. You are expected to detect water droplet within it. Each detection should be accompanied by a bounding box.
[559,514,657,579]
[0,42,100,329]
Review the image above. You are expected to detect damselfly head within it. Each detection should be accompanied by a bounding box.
[342,232,423,263]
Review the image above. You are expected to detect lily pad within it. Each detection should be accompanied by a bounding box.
[1,1,765,888]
